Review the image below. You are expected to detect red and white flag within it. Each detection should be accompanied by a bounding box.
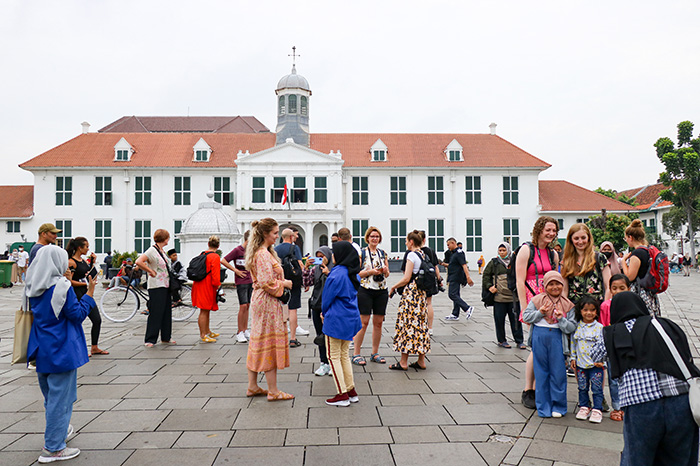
[281,183,288,205]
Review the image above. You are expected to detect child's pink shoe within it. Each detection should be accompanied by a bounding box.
[589,409,603,423]
[576,406,591,420]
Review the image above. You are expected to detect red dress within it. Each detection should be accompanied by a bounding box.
[191,252,221,311]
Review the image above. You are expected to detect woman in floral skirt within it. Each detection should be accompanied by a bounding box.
[245,218,295,401]
[389,230,430,371]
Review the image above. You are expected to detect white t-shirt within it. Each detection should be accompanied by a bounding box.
[17,251,29,267]
[406,251,422,274]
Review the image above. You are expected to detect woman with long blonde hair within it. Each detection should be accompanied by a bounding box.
[561,223,611,304]
[245,218,295,401]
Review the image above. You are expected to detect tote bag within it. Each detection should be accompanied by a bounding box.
[11,309,33,364]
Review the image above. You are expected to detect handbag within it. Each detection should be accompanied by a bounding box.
[650,317,700,426]
[12,308,33,364]
[481,268,496,307]
[277,288,291,305]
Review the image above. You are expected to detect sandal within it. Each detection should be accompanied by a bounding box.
[144,342,155,348]
[517,343,528,350]
[496,342,512,349]
[267,391,294,401]
[90,349,109,356]
[408,361,426,370]
[370,353,386,364]
[610,410,624,421]
[389,363,408,371]
[352,355,367,366]
[162,340,177,345]
[289,339,301,348]
[246,387,268,397]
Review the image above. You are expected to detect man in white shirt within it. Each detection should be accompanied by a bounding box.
[16,245,29,284]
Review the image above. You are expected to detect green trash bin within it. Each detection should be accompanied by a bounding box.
[0,261,13,287]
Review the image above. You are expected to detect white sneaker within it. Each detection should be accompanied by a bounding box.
[236,332,248,343]
[244,329,250,339]
[464,306,474,319]
[39,447,81,463]
[428,328,433,336]
[296,326,310,336]
[444,315,459,321]
[551,412,563,418]
[314,363,331,376]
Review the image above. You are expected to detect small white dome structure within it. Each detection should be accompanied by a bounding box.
[177,191,241,268]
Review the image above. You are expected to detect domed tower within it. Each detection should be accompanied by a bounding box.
[275,54,311,146]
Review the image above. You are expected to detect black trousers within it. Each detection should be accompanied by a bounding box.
[145,287,172,344]
[87,305,101,346]
[311,305,328,364]
[493,301,523,344]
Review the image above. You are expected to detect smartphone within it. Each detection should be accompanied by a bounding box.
[389,289,396,298]
[314,257,323,265]
[88,267,98,279]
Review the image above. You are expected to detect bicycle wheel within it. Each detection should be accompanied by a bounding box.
[100,286,140,323]
[172,284,197,321]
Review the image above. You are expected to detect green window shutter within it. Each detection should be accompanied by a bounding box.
[145,177,151,190]
[214,177,221,191]
[175,177,181,191]
[361,177,368,191]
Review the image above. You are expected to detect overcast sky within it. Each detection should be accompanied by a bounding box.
[2,1,699,192]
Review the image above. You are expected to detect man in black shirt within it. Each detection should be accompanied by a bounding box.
[444,238,474,320]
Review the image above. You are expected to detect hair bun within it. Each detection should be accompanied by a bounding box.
[251,221,259,228]
[630,219,643,228]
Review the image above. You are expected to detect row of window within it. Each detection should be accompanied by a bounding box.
[251,176,327,204]
[278,94,309,116]
[350,218,521,254]
[55,176,234,207]
[51,219,185,255]
[351,176,518,206]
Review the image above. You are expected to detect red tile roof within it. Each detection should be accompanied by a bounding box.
[21,133,551,169]
[0,186,34,218]
[99,116,270,133]
[539,180,634,212]
[617,183,673,211]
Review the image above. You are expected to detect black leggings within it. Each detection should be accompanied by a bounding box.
[87,305,101,346]
[311,305,328,364]
[145,287,172,344]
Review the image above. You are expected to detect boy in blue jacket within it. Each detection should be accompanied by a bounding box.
[322,241,362,407]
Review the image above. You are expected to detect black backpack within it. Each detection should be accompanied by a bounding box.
[187,251,214,282]
[281,247,303,287]
[414,251,438,294]
[506,242,556,297]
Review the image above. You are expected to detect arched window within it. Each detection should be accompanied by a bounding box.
[288,94,297,114]
[319,234,328,247]
[300,96,308,116]
[278,95,285,115]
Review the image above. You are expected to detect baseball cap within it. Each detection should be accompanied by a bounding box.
[38,223,61,234]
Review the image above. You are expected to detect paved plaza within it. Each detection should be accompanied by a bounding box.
[0,271,699,466]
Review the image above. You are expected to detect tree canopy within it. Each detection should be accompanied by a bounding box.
[655,120,700,264]
[594,187,636,206]
[588,212,639,252]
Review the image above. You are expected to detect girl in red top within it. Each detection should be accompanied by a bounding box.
[192,235,222,343]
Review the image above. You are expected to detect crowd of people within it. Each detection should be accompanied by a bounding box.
[16,213,700,464]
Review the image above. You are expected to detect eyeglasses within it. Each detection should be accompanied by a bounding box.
[368,235,380,239]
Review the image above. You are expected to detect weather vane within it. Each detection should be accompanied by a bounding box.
[288,46,300,66]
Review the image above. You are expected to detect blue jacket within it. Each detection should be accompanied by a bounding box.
[321,265,362,341]
[27,285,94,373]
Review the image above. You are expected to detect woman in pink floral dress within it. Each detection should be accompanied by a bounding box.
[245,218,294,401]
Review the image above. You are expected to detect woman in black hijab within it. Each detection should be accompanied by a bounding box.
[603,291,699,466]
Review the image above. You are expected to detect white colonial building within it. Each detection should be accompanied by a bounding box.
[2,65,638,267]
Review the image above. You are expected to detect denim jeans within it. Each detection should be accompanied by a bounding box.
[493,301,523,344]
[37,369,77,452]
[576,366,604,410]
[531,326,567,417]
[621,393,699,466]
[608,370,620,411]
[448,281,470,316]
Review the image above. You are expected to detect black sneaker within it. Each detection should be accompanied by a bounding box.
[567,367,576,377]
[521,389,536,409]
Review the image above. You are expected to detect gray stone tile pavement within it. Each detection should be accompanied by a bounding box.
[1,271,699,465]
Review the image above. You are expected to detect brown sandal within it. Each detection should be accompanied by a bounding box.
[246,387,268,397]
[267,391,294,401]
[610,410,624,421]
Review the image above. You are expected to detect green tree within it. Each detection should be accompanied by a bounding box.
[594,188,636,206]
[662,205,700,252]
[588,211,640,252]
[655,120,700,265]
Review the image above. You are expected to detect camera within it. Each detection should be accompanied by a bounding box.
[437,278,446,293]
[216,288,226,303]
[372,267,385,282]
